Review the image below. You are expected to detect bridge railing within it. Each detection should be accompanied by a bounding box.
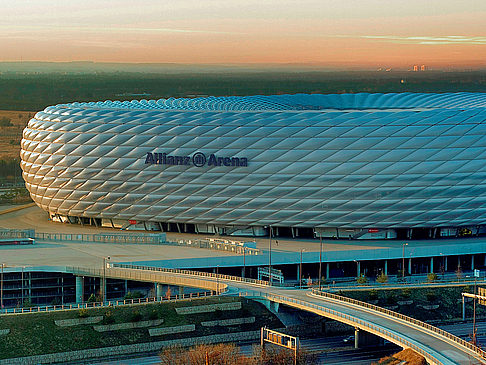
[240,290,444,365]
[111,263,271,288]
[1,291,214,315]
[311,288,486,361]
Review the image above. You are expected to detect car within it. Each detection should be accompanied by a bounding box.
[343,335,355,343]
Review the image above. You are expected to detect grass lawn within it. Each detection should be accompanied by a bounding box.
[0,297,281,359]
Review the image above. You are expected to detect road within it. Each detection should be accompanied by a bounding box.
[80,336,400,365]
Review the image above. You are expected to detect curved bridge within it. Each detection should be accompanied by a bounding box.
[67,265,486,365]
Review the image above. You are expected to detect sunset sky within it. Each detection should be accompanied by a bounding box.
[1,0,486,68]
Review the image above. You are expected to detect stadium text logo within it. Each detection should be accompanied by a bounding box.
[145,152,248,167]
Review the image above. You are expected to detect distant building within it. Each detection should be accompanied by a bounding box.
[413,65,419,71]
[21,93,486,239]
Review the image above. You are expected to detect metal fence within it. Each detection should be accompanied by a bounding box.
[35,232,167,245]
[0,291,214,316]
[310,288,486,362]
[34,231,259,255]
[0,229,35,239]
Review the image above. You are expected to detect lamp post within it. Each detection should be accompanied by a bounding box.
[402,243,408,278]
[1,263,4,310]
[21,266,24,306]
[268,226,272,285]
[102,256,111,303]
[318,232,323,291]
[243,247,246,279]
[300,249,305,289]
[216,265,220,295]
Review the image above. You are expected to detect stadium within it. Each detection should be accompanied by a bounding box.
[20,93,486,239]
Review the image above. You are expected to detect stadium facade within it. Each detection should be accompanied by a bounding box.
[20,93,486,239]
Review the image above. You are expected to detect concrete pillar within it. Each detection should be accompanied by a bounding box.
[471,255,475,271]
[408,258,412,275]
[75,276,84,304]
[179,286,184,296]
[430,257,434,273]
[125,280,128,295]
[357,262,361,277]
[101,277,106,302]
[354,329,359,349]
[462,296,466,321]
[241,267,245,278]
[384,260,388,276]
[296,264,300,282]
[445,256,448,271]
[326,263,330,279]
[156,283,164,299]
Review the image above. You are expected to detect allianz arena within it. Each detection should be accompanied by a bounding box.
[20,93,486,239]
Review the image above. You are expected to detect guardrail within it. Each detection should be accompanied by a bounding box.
[240,290,445,365]
[111,263,271,288]
[311,288,486,361]
[0,291,214,315]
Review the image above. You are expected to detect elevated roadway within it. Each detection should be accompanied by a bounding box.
[66,264,486,365]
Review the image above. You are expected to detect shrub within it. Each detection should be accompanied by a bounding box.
[376,272,388,283]
[369,289,378,301]
[87,293,97,303]
[0,117,12,127]
[426,291,437,302]
[130,310,143,322]
[400,288,412,299]
[124,291,144,300]
[149,310,159,320]
[103,310,115,324]
[356,274,368,284]
[385,292,396,305]
[456,267,463,280]
[427,273,438,282]
[78,309,89,318]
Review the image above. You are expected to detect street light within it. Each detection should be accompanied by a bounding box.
[300,249,305,289]
[216,265,220,295]
[318,231,323,291]
[268,226,272,285]
[402,243,409,278]
[102,256,111,302]
[1,263,4,310]
[242,246,246,279]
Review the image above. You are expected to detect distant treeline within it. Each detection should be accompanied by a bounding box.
[0,158,22,181]
[1,71,486,111]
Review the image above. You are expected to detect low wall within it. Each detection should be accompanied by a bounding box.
[149,324,195,336]
[175,302,242,315]
[0,330,261,365]
[55,316,103,327]
[201,317,255,327]
[94,319,164,332]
